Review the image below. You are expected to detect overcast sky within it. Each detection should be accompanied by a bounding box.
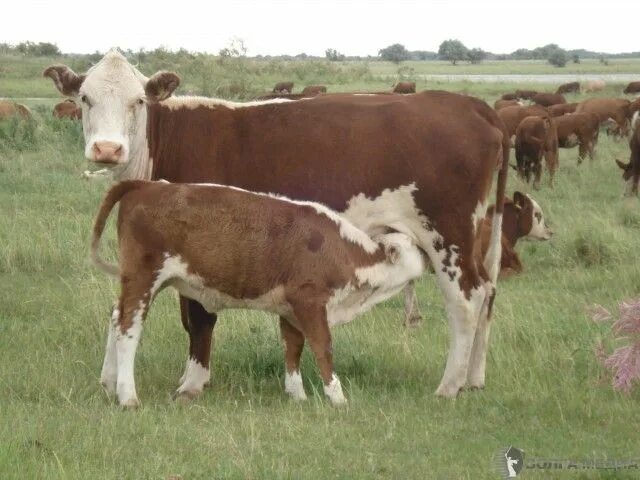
[4,0,637,56]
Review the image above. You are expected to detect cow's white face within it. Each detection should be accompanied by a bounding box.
[525,194,553,240]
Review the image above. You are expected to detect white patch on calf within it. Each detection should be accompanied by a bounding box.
[115,302,145,407]
[284,370,307,401]
[525,195,552,240]
[100,306,119,394]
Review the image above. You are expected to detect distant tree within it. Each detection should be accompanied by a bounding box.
[325,48,345,61]
[438,39,468,65]
[548,49,568,67]
[467,48,487,64]
[378,43,410,63]
[219,37,247,59]
[572,54,580,64]
[600,55,609,66]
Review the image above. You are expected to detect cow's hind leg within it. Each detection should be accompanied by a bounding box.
[100,304,120,395]
[403,281,423,327]
[280,316,307,401]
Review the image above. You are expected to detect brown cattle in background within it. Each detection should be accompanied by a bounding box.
[623,81,640,94]
[556,82,580,94]
[548,103,578,117]
[393,81,416,94]
[53,99,82,119]
[515,89,538,100]
[0,100,31,120]
[554,112,600,163]
[616,120,640,195]
[515,115,559,188]
[582,80,605,93]
[497,104,548,137]
[501,93,519,101]
[273,81,294,94]
[532,92,566,107]
[576,97,633,137]
[301,85,327,96]
[494,99,521,110]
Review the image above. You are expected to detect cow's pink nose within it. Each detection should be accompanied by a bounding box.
[92,141,123,163]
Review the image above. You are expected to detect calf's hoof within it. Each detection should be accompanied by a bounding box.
[100,377,117,395]
[120,397,141,409]
[435,383,462,398]
[404,314,423,328]
[172,389,201,404]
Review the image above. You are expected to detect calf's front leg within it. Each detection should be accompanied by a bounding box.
[280,316,307,401]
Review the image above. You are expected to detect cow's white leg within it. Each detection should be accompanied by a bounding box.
[178,356,189,385]
[466,282,495,389]
[174,357,210,401]
[403,281,423,327]
[115,303,146,408]
[324,373,347,406]
[284,370,307,401]
[100,306,119,395]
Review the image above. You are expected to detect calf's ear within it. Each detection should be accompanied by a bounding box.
[616,159,630,170]
[43,65,85,96]
[513,191,526,209]
[385,244,401,264]
[145,71,180,103]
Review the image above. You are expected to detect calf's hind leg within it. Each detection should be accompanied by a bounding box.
[279,317,307,401]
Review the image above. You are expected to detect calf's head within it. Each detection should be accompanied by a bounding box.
[43,49,179,174]
[510,191,553,241]
[375,233,425,289]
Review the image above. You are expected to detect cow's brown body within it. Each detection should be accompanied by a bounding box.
[0,100,31,120]
[393,81,416,94]
[501,93,518,101]
[548,103,578,117]
[623,81,640,94]
[556,82,580,94]
[532,92,566,107]
[616,120,640,195]
[554,112,600,162]
[515,89,538,100]
[497,104,548,137]
[576,97,633,137]
[515,115,559,188]
[301,85,327,96]
[53,99,81,119]
[273,81,294,94]
[494,99,520,110]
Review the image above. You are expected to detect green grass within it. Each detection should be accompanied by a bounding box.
[1,86,640,479]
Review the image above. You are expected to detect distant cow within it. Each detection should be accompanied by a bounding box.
[623,81,640,94]
[53,99,81,119]
[554,112,600,163]
[273,81,294,94]
[582,80,605,93]
[494,99,522,110]
[497,104,548,138]
[532,92,567,107]
[616,120,640,195]
[393,81,416,94]
[477,192,552,277]
[501,93,519,101]
[515,89,538,100]
[515,115,559,188]
[548,103,578,117]
[91,180,425,407]
[0,100,31,120]
[301,85,327,96]
[556,82,580,94]
[576,97,634,137]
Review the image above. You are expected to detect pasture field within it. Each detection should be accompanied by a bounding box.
[1,81,640,479]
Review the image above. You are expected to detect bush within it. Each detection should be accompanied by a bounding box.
[548,50,567,67]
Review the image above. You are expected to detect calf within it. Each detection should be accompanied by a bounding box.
[498,104,548,138]
[582,80,605,93]
[301,85,327,96]
[576,97,632,137]
[515,115,559,188]
[616,120,640,195]
[554,112,600,163]
[92,180,425,408]
[393,81,416,94]
[53,99,82,119]
[532,92,566,107]
[623,81,640,94]
[477,192,553,277]
[273,81,294,94]
[556,82,580,95]
[548,103,578,117]
[0,100,31,120]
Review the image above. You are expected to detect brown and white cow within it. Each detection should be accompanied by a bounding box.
[623,81,640,95]
[554,112,600,163]
[532,92,566,107]
[53,99,82,120]
[515,115,559,188]
[616,119,640,195]
[477,192,553,277]
[273,81,294,94]
[556,82,580,95]
[91,180,426,407]
[548,103,578,117]
[44,49,509,399]
[301,85,327,96]
[0,100,31,120]
[393,81,416,94]
[497,104,548,138]
[582,80,605,93]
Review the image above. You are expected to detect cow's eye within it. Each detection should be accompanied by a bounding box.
[137,98,144,105]
[80,95,91,107]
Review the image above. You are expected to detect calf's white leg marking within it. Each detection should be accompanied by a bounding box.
[324,373,347,406]
[100,307,119,394]
[115,303,145,408]
[284,370,307,401]
[175,358,210,399]
[466,282,495,388]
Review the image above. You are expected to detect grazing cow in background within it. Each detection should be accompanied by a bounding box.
[616,120,640,195]
[301,85,327,96]
[576,98,633,137]
[582,80,606,93]
[494,99,522,110]
[255,93,310,101]
[273,81,294,94]
[0,100,31,120]
[91,180,426,407]
[548,103,578,117]
[501,93,519,101]
[515,89,538,100]
[554,112,600,163]
[44,49,510,401]
[393,81,416,94]
[497,104,548,138]
[53,99,82,119]
[477,192,553,277]
[623,81,640,94]
[556,82,580,94]
[532,93,566,107]
[515,115,559,189]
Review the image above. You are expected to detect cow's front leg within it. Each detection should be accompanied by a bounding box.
[280,316,307,401]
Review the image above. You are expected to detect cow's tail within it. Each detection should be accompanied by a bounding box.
[91,180,147,277]
[484,127,510,285]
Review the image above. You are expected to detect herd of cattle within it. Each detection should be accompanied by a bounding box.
[1,50,638,408]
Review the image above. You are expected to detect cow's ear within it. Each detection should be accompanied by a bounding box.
[145,71,180,103]
[43,65,85,96]
[385,243,401,264]
[513,191,526,209]
[616,159,630,170]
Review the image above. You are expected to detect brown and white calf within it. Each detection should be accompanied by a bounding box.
[477,192,553,277]
[92,180,425,407]
[515,115,559,188]
[554,112,600,163]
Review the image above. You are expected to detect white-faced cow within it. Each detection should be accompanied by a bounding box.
[44,49,509,400]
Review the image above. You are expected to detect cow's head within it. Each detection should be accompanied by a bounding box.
[43,49,180,175]
[513,191,553,240]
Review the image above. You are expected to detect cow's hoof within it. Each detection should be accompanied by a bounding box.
[172,389,200,404]
[404,314,423,328]
[329,396,348,407]
[120,398,141,409]
[100,377,117,395]
[435,384,461,398]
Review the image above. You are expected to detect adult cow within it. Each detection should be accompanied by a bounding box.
[554,112,600,163]
[393,81,416,94]
[576,97,635,137]
[0,100,31,120]
[44,50,509,399]
[556,82,580,95]
[53,99,82,120]
[532,92,566,107]
[623,81,640,95]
